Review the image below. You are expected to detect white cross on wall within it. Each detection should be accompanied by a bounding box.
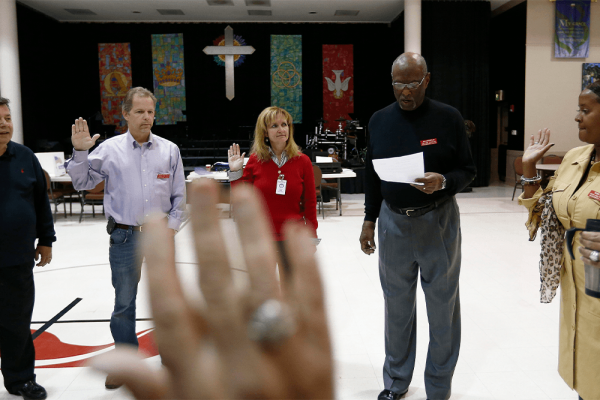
[203,26,255,100]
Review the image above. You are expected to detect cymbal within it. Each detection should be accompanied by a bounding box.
[316,118,328,124]
[335,118,348,122]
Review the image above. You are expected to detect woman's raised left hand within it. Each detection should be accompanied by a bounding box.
[522,128,555,167]
[228,143,245,172]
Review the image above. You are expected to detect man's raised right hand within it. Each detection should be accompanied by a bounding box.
[71,117,100,151]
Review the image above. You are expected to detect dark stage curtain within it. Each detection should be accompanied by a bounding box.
[422,1,491,187]
[15,3,405,153]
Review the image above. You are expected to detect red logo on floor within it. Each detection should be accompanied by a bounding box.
[157,174,170,179]
[420,139,437,146]
[11,329,160,368]
[589,190,600,201]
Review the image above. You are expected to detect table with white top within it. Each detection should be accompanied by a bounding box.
[45,173,78,218]
[536,163,560,172]
[187,171,228,181]
[535,163,560,187]
[185,171,230,208]
[187,168,357,182]
[186,168,357,216]
[49,174,72,183]
[321,169,356,216]
[35,151,72,185]
[322,168,357,180]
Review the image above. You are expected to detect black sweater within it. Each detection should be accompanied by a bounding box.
[0,142,56,267]
[364,98,476,222]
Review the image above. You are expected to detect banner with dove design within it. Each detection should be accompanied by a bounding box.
[554,0,590,58]
[323,45,353,132]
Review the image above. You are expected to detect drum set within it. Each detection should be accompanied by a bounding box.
[307,117,364,163]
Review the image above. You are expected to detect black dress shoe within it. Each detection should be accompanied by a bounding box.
[378,389,408,400]
[8,380,47,400]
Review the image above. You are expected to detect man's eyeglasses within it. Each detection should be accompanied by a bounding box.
[392,75,427,91]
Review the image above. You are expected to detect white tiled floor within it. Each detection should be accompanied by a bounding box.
[0,183,582,399]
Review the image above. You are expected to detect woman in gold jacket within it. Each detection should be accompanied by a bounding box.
[519,82,600,400]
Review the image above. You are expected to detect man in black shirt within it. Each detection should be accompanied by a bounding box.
[360,53,475,400]
[0,97,54,400]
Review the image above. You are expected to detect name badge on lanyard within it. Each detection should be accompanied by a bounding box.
[276,173,287,195]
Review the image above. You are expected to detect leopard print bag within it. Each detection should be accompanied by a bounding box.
[533,192,564,303]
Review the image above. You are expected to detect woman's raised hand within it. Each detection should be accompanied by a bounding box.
[228,143,246,172]
[522,128,555,166]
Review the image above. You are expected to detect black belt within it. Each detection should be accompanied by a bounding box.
[115,223,144,232]
[386,196,451,218]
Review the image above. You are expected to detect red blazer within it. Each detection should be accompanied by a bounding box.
[232,153,318,241]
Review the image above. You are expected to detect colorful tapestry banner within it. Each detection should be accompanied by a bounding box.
[152,34,187,125]
[98,43,132,133]
[555,0,590,58]
[323,45,354,132]
[271,35,302,123]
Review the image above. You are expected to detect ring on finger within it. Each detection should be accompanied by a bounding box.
[590,250,599,263]
[248,299,296,345]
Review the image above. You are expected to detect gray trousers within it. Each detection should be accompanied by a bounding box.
[378,198,461,400]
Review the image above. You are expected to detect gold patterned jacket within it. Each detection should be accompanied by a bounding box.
[519,144,600,400]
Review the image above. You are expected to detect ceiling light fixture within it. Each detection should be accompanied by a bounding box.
[334,10,360,17]
[156,9,185,15]
[207,0,234,6]
[64,8,96,15]
[245,0,271,6]
[248,10,272,16]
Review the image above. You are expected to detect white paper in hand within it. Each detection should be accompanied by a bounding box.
[372,153,425,185]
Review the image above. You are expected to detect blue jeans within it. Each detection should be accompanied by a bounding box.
[108,228,143,347]
[378,198,462,400]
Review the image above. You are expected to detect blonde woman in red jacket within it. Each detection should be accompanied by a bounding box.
[228,106,318,278]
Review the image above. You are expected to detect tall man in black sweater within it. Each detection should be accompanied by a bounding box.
[0,97,54,400]
[360,53,476,400]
